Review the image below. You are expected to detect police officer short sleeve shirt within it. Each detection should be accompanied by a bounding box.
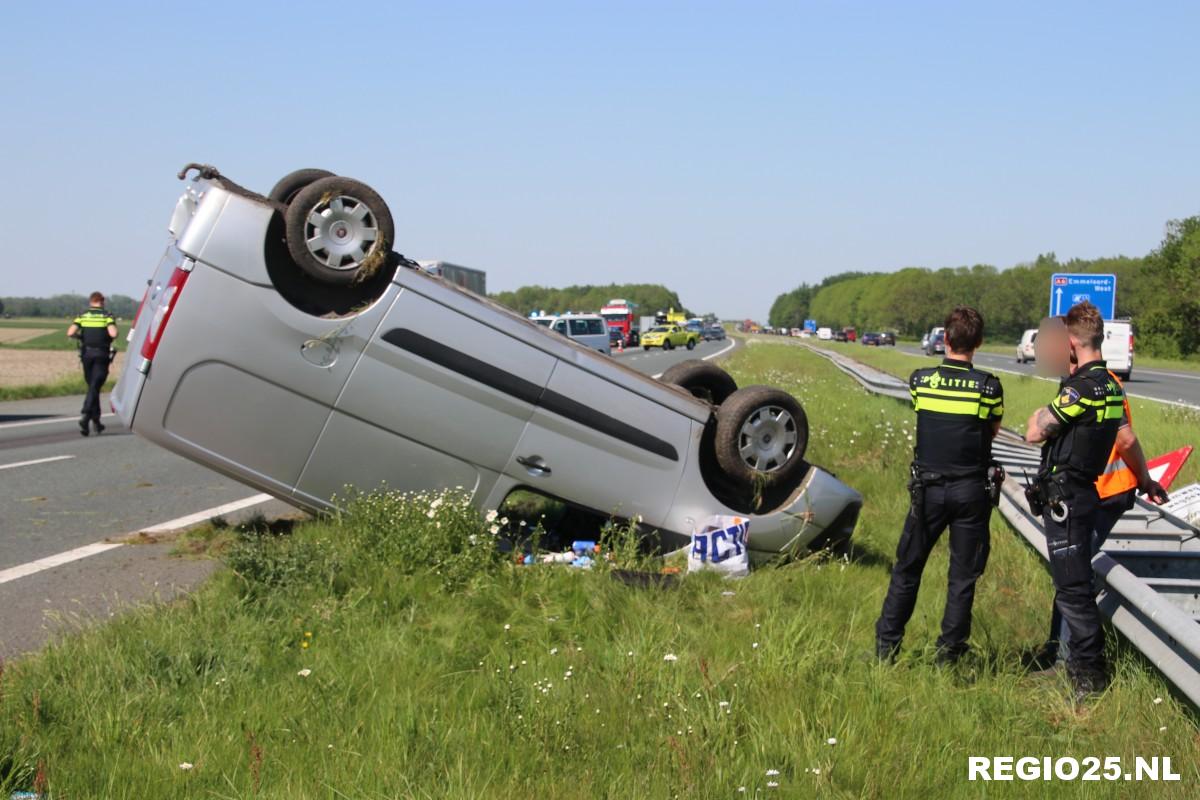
[1043,360,1125,481]
[74,307,115,349]
[908,358,1003,475]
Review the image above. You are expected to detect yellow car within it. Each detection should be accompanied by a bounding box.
[641,325,697,351]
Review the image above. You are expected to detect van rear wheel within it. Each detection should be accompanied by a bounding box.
[714,386,808,492]
[659,360,738,405]
[284,176,395,286]
[268,168,335,205]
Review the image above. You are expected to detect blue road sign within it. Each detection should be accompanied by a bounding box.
[1049,273,1117,320]
[803,319,817,331]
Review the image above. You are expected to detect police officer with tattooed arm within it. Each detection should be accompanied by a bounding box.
[1023,302,1129,700]
[1027,313,1169,678]
[876,307,1005,665]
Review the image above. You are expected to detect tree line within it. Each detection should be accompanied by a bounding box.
[491,283,691,319]
[1,293,140,319]
[768,214,1200,358]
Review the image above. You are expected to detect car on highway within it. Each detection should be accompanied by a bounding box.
[641,325,697,351]
[923,326,945,356]
[816,327,833,341]
[1016,328,1037,363]
[112,165,862,563]
[860,332,881,346]
[703,325,726,341]
[842,327,857,343]
[546,313,611,355]
[878,331,896,346]
[926,330,945,355]
[833,330,848,342]
[609,326,625,349]
[1102,319,1134,381]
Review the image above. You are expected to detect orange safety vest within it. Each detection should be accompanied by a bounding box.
[1095,370,1136,499]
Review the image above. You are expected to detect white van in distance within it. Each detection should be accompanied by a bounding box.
[1103,319,1134,381]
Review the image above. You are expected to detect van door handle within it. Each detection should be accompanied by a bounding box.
[516,455,551,476]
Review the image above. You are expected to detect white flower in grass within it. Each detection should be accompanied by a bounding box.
[1159,725,1167,732]
[549,647,558,655]
[489,525,500,535]
[485,510,499,523]
[767,781,779,788]
[1153,697,1163,705]
[503,623,511,631]
[718,700,730,708]
[297,668,312,677]
[663,653,678,662]
[766,769,780,776]
[179,762,194,771]
[426,510,436,519]
[827,737,838,745]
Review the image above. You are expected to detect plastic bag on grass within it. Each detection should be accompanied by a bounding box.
[687,515,750,578]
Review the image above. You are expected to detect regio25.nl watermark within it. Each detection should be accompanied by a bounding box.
[969,756,1180,782]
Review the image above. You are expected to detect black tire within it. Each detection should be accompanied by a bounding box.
[686,338,696,350]
[285,176,395,286]
[268,168,335,205]
[714,386,809,491]
[643,346,651,351]
[659,360,738,405]
[664,339,674,351]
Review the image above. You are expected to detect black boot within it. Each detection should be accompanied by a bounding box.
[1068,663,1109,702]
[79,415,90,437]
[935,645,967,667]
[92,417,105,434]
[875,639,900,664]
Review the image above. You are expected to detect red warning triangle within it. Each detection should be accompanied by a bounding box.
[1146,446,1193,490]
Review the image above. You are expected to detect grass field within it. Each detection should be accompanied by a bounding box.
[0,344,1196,798]
[0,317,127,352]
[814,340,1200,488]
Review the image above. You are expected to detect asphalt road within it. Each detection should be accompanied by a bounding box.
[891,344,1200,408]
[0,337,737,658]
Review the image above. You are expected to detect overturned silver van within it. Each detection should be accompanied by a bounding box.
[113,165,861,560]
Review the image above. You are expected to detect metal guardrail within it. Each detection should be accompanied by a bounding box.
[807,343,1200,706]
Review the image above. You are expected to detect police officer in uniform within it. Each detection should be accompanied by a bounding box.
[1024,302,1126,698]
[1026,312,1167,674]
[67,291,118,436]
[876,307,1004,664]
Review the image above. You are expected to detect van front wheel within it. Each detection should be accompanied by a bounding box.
[714,386,808,491]
[285,176,395,286]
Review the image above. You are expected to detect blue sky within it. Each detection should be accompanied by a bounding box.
[1,1,1196,320]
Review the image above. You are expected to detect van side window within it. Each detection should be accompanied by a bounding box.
[586,318,604,335]
[570,319,590,336]
[553,320,567,334]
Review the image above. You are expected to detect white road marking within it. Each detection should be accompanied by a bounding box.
[0,454,75,471]
[139,493,274,533]
[0,493,274,586]
[0,541,125,585]
[0,412,116,430]
[652,339,737,379]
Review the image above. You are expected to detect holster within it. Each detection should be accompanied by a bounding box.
[985,461,1005,507]
[908,463,926,521]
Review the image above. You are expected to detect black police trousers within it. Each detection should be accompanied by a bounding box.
[80,350,110,422]
[1046,490,1134,661]
[876,476,991,656]
[1043,485,1107,678]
